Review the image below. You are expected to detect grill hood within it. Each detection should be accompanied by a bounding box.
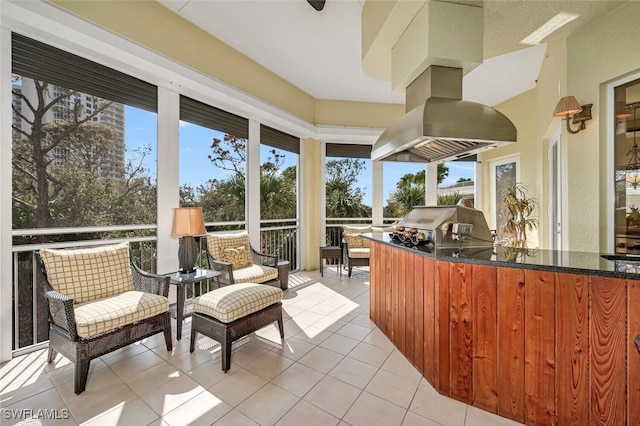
[372,65,517,163]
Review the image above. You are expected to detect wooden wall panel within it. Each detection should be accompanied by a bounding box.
[628,279,640,424]
[436,260,451,395]
[384,245,393,339]
[413,253,424,374]
[369,242,379,324]
[423,257,436,384]
[524,270,555,425]
[404,251,415,366]
[555,272,589,426]
[472,264,498,413]
[449,262,473,403]
[591,276,627,425]
[391,248,400,345]
[378,245,391,335]
[397,249,406,353]
[497,267,526,423]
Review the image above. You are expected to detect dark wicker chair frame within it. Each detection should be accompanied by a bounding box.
[190,302,283,372]
[35,252,173,395]
[343,239,370,277]
[204,241,280,287]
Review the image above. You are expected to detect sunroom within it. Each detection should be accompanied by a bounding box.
[2,1,640,425]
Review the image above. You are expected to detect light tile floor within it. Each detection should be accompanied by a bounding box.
[0,266,524,426]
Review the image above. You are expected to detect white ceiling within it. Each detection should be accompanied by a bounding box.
[158,0,626,108]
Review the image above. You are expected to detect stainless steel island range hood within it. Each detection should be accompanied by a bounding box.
[371,65,517,163]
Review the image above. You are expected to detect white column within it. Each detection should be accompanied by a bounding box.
[156,86,180,274]
[425,162,438,206]
[319,142,327,246]
[0,27,13,361]
[296,138,303,269]
[372,160,384,225]
[247,119,261,248]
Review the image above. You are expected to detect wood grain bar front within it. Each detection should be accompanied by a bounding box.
[628,279,640,424]
[449,262,473,404]
[555,272,589,426]
[497,267,526,423]
[524,269,555,425]
[590,276,626,425]
[367,240,640,426]
[472,264,498,413]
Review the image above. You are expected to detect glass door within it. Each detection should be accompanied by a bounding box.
[614,80,640,254]
[490,155,520,243]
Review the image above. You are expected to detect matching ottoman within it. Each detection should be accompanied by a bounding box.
[189,283,284,372]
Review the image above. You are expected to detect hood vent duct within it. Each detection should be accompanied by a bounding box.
[371,65,517,163]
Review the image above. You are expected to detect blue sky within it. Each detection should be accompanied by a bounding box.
[125,107,474,207]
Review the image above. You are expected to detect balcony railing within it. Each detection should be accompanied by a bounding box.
[260,219,299,271]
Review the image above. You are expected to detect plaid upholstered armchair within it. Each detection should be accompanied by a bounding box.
[36,242,172,394]
[342,225,394,277]
[204,231,280,287]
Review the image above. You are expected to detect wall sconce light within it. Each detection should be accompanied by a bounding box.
[553,96,593,134]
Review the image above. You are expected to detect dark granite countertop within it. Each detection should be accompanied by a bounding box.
[363,233,640,280]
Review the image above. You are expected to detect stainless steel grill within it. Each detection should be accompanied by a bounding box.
[391,205,493,248]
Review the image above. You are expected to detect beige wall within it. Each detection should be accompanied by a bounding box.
[479,2,640,252]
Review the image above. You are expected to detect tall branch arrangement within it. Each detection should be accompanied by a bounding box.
[499,182,537,249]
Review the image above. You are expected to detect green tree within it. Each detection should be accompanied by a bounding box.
[12,79,115,238]
[12,79,156,236]
[196,135,297,222]
[437,163,449,184]
[389,170,425,217]
[325,158,371,218]
[385,163,451,217]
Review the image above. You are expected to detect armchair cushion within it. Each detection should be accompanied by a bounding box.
[40,242,133,304]
[222,246,251,270]
[231,264,279,284]
[193,283,282,323]
[74,290,169,338]
[347,247,370,259]
[206,232,251,261]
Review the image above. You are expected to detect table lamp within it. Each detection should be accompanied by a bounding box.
[171,207,207,273]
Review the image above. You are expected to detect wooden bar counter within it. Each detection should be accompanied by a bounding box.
[366,234,640,425]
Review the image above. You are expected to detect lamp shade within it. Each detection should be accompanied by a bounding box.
[553,96,583,117]
[171,207,206,237]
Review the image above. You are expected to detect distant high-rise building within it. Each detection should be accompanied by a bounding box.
[11,77,126,179]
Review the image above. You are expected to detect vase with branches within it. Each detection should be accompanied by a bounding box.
[499,182,537,249]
